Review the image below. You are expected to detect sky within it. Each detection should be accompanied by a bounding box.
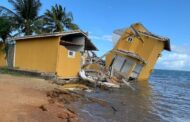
[1,0,190,71]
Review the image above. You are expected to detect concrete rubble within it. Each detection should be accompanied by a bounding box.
[79,50,132,89]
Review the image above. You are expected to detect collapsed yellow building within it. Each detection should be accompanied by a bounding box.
[14,31,97,79]
[106,23,171,81]
[0,23,171,83]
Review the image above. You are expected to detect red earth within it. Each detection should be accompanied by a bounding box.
[0,74,78,122]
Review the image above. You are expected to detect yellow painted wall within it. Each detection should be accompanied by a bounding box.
[115,36,140,53]
[113,34,164,80]
[115,34,131,51]
[56,44,81,78]
[106,25,165,81]
[0,43,7,67]
[136,35,156,60]
[105,52,115,67]
[138,40,164,81]
[15,37,59,73]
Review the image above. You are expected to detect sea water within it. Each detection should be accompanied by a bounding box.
[69,69,190,122]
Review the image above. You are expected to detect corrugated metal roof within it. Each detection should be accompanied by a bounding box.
[14,30,86,40]
[14,30,98,51]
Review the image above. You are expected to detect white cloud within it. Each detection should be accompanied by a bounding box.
[171,45,190,54]
[157,44,190,71]
[158,53,189,69]
[90,34,112,42]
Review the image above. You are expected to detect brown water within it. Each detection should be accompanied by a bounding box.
[68,69,190,122]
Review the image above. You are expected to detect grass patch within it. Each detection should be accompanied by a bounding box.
[0,67,26,77]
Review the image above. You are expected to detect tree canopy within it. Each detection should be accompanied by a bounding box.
[0,0,43,35]
[0,17,12,42]
[44,4,79,32]
[0,1,80,36]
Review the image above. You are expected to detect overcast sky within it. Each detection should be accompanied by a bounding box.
[1,0,190,71]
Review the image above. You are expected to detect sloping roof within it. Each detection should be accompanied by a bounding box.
[114,49,147,64]
[138,31,171,51]
[131,23,171,51]
[14,30,98,51]
[113,23,171,51]
[113,28,126,35]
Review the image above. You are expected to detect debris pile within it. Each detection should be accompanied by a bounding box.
[80,51,129,89]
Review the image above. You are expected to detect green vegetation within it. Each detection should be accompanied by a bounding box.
[0,67,24,76]
[0,0,42,35]
[0,17,14,58]
[0,0,79,36]
[0,17,13,42]
[0,0,79,59]
[44,4,79,32]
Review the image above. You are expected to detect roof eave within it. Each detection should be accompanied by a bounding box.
[85,38,98,51]
[164,39,171,51]
[14,30,86,41]
[138,31,171,52]
[114,49,147,64]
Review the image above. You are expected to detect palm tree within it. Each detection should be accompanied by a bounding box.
[44,4,79,32]
[0,17,12,42]
[0,0,42,35]
[0,16,14,59]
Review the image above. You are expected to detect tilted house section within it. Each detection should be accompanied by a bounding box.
[14,31,97,79]
[106,23,171,81]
